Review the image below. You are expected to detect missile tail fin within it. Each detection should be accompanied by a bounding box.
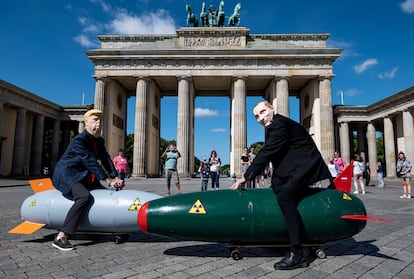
[333,161,354,193]
[8,221,46,234]
[341,214,393,223]
[29,178,55,193]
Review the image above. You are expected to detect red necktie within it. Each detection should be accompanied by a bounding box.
[88,136,98,184]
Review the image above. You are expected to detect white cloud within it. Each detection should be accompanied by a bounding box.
[90,0,112,13]
[378,67,399,79]
[195,108,219,117]
[73,34,98,48]
[327,39,354,59]
[344,88,364,97]
[353,58,379,74]
[211,128,227,133]
[65,5,72,12]
[400,0,414,14]
[73,2,176,48]
[106,10,176,34]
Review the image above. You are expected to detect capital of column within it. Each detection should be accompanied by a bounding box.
[274,75,291,81]
[93,76,107,82]
[232,75,248,82]
[177,75,192,82]
[318,74,335,81]
[134,76,151,83]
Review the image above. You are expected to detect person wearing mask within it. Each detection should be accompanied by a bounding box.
[231,100,331,270]
[51,109,123,251]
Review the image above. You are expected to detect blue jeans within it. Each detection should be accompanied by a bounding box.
[210,172,219,189]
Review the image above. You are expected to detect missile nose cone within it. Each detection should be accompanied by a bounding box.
[138,201,149,232]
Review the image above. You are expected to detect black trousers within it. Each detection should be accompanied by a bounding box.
[61,181,104,235]
[276,185,311,247]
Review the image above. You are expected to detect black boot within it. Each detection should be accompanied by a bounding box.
[274,248,309,270]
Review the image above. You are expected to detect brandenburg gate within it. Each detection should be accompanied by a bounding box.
[86,27,341,177]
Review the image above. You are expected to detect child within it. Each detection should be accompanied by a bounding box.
[200,161,210,191]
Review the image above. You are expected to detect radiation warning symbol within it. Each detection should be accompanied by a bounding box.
[342,193,352,201]
[128,197,142,211]
[188,199,207,214]
[29,199,37,207]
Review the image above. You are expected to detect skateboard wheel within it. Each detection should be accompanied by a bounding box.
[230,248,242,260]
[114,236,123,244]
[316,248,326,259]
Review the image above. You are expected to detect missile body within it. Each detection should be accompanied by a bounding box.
[20,189,161,233]
[139,188,366,244]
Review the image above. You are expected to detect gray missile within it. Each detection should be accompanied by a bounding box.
[9,178,161,234]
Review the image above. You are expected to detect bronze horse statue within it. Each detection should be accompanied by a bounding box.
[200,2,208,27]
[186,4,198,27]
[228,3,241,26]
[217,1,225,27]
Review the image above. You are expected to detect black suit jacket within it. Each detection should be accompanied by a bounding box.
[52,130,118,195]
[244,114,331,193]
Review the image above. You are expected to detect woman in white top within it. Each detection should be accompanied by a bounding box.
[353,155,365,194]
[327,157,339,183]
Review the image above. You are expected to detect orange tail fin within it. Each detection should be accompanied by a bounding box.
[333,161,354,193]
[29,178,55,193]
[9,221,45,234]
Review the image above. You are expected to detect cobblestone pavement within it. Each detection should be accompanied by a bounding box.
[1,177,413,278]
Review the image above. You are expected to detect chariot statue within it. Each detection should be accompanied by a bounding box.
[185,1,241,28]
[186,4,198,27]
[228,3,241,26]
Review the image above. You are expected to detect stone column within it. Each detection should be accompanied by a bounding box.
[12,108,27,176]
[0,101,5,174]
[133,78,148,177]
[269,78,277,109]
[94,77,105,111]
[357,126,365,160]
[402,110,414,164]
[318,76,335,160]
[0,101,4,137]
[78,121,85,134]
[50,119,60,171]
[31,115,44,175]
[177,77,191,177]
[384,116,396,177]
[276,77,289,117]
[367,122,377,180]
[230,77,247,176]
[189,82,195,175]
[339,122,351,164]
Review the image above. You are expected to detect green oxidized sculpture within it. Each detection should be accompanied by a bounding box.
[185,1,241,27]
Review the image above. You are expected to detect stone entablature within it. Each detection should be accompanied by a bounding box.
[335,86,414,123]
[0,80,62,118]
[97,28,332,50]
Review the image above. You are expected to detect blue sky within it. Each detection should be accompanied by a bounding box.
[1,0,414,165]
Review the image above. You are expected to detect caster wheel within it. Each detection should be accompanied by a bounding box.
[230,248,242,260]
[316,248,326,259]
[114,236,123,244]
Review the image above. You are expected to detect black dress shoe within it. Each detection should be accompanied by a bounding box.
[274,250,309,270]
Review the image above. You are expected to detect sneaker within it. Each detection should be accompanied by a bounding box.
[362,191,366,195]
[353,191,359,194]
[52,236,74,251]
[406,195,412,199]
[400,194,407,199]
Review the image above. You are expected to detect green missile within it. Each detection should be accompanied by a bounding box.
[138,188,368,244]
